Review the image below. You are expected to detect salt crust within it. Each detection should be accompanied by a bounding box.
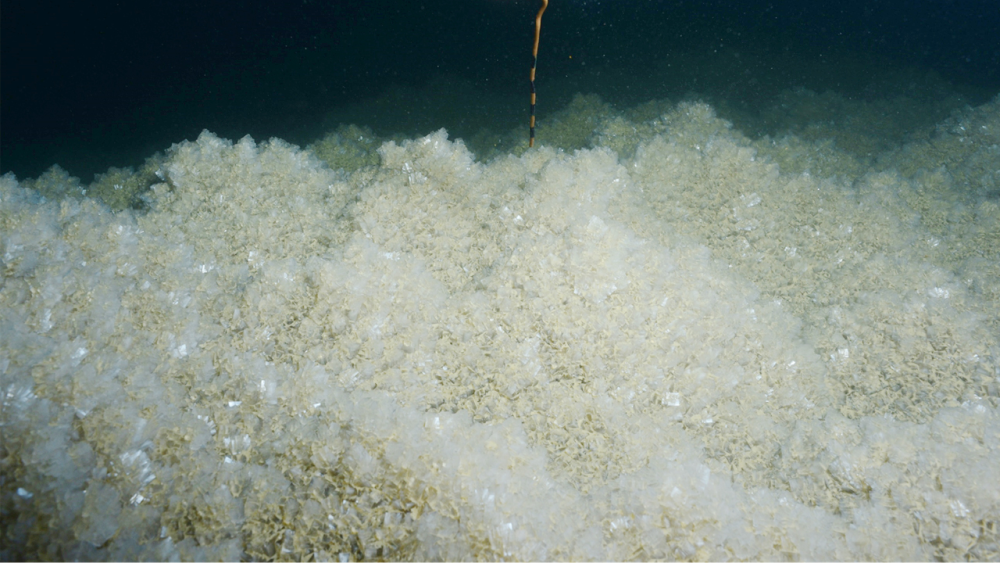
[2,97,999,560]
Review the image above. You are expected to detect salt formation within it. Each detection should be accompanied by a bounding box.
[2,95,999,560]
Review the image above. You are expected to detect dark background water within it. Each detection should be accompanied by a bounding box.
[3,0,999,181]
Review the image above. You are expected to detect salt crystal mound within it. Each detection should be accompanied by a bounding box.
[2,98,1000,561]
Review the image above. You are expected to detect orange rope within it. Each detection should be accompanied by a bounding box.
[529,0,548,147]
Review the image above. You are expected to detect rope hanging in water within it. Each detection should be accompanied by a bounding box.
[529,0,548,147]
